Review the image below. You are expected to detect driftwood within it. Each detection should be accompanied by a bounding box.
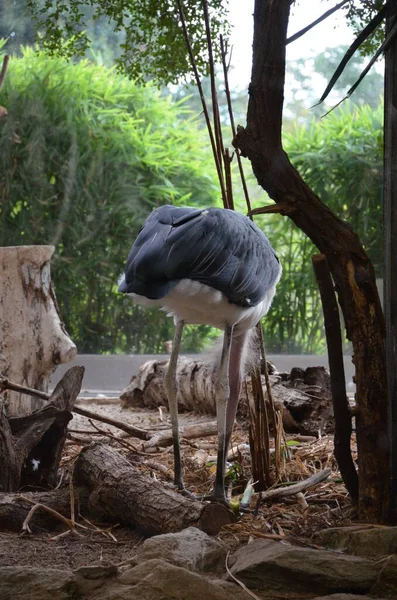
[0,366,84,492]
[74,442,234,535]
[256,468,332,503]
[143,420,218,451]
[0,487,89,532]
[120,358,335,436]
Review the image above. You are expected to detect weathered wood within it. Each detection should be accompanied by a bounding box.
[234,0,389,523]
[0,245,76,415]
[74,442,234,535]
[312,254,358,504]
[121,358,335,436]
[0,488,89,532]
[143,421,218,451]
[0,376,150,440]
[384,9,397,515]
[0,366,84,492]
[257,468,331,503]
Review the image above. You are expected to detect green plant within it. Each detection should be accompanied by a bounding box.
[0,47,218,353]
[255,103,383,354]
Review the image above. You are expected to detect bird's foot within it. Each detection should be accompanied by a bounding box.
[201,489,229,507]
[171,479,202,500]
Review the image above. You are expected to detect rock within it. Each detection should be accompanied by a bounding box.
[317,525,397,558]
[228,538,381,596]
[137,527,227,573]
[93,558,256,600]
[310,595,388,600]
[370,555,397,598]
[73,564,118,595]
[0,566,77,600]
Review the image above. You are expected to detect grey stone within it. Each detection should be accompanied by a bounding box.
[137,526,227,572]
[228,538,381,595]
[370,555,397,598]
[310,596,388,600]
[0,566,77,600]
[93,558,256,600]
[73,564,118,595]
[317,525,397,558]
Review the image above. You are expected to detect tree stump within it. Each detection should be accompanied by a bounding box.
[0,366,84,492]
[0,246,77,416]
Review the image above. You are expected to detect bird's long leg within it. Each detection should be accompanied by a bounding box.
[213,323,234,500]
[224,330,250,458]
[164,319,184,489]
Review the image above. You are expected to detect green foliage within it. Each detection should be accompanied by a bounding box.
[0,48,219,353]
[286,103,383,273]
[257,102,383,354]
[25,0,230,85]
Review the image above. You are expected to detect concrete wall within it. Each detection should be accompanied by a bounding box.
[50,353,356,396]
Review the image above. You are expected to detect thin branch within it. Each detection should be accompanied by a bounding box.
[0,55,10,94]
[202,0,225,192]
[0,375,49,400]
[225,551,262,600]
[256,468,331,503]
[0,375,150,440]
[220,34,251,213]
[286,1,349,45]
[223,148,234,210]
[19,496,80,536]
[248,203,296,216]
[176,0,227,206]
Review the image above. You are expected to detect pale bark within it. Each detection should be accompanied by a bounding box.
[121,358,335,436]
[0,245,76,415]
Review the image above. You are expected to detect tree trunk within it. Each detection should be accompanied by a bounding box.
[0,245,77,416]
[74,442,233,535]
[384,7,397,515]
[234,0,389,521]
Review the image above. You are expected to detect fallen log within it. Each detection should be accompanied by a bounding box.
[74,442,234,535]
[0,487,89,532]
[120,358,335,436]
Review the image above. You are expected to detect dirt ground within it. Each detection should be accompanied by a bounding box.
[0,398,355,570]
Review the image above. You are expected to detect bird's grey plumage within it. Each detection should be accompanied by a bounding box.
[118,204,282,501]
[118,205,280,307]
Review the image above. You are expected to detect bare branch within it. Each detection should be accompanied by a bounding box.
[202,0,225,197]
[286,1,349,45]
[0,55,10,94]
[256,468,332,503]
[220,35,251,213]
[176,0,227,206]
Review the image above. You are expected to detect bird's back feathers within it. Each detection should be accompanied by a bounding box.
[118,205,281,308]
